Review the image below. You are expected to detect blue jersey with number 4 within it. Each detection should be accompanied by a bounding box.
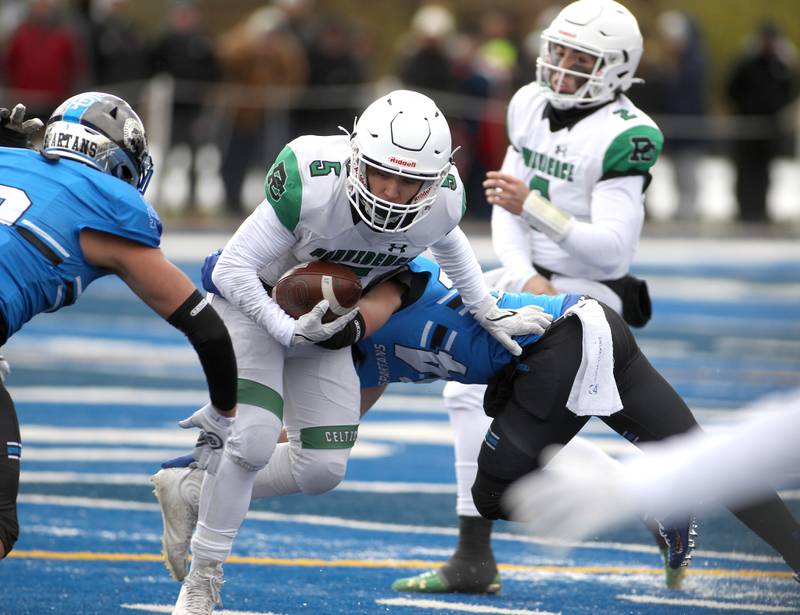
[0,147,162,340]
[355,256,579,386]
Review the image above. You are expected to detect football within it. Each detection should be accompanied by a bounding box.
[272,261,362,322]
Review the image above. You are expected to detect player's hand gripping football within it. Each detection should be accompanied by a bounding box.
[0,104,44,148]
[473,295,553,356]
[291,299,359,347]
[179,402,235,474]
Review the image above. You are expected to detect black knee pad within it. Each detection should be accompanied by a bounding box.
[0,458,20,557]
[471,469,513,521]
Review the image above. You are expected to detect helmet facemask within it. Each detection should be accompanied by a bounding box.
[347,142,448,233]
[345,90,453,233]
[535,0,644,110]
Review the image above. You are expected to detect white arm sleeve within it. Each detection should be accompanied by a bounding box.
[491,146,537,283]
[429,226,490,310]
[558,175,645,275]
[212,201,297,346]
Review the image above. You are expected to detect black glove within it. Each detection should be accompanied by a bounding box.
[0,104,44,148]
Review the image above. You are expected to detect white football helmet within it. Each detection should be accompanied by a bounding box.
[42,92,154,194]
[347,90,453,233]
[536,0,643,110]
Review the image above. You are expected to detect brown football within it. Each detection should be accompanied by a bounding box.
[272,261,362,322]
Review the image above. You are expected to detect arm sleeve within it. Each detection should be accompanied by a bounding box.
[556,175,645,275]
[429,226,490,311]
[491,203,537,281]
[491,144,537,282]
[167,291,237,412]
[211,201,297,346]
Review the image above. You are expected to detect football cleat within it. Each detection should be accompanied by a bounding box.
[392,568,501,594]
[657,515,698,589]
[151,466,202,581]
[172,563,223,615]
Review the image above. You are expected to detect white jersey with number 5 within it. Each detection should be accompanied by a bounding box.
[259,134,466,287]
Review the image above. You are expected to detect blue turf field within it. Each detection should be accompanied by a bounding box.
[2,235,799,614]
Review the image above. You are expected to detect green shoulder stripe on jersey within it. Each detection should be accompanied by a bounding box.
[602,125,663,176]
[461,186,467,217]
[238,378,283,420]
[264,145,303,232]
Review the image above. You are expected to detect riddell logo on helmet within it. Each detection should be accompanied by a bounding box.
[388,156,417,168]
[558,30,577,38]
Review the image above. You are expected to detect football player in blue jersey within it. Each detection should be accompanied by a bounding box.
[0,94,238,561]
[159,251,800,601]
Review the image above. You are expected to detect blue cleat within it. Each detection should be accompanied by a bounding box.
[657,515,698,589]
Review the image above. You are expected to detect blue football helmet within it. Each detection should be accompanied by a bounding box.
[42,92,154,194]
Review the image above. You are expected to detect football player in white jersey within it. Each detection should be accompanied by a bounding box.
[161,89,553,614]
[396,0,670,594]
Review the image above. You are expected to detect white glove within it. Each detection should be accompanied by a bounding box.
[0,355,9,384]
[291,299,358,347]
[179,402,235,474]
[473,295,553,357]
[521,190,574,242]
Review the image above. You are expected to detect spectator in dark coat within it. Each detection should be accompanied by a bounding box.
[726,22,798,223]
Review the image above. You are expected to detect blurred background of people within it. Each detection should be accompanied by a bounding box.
[151,0,220,212]
[88,0,149,101]
[215,5,308,217]
[2,0,88,122]
[653,10,710,222]
[294,15,369,136]
[726,21,798,224]
[1,0,799,227]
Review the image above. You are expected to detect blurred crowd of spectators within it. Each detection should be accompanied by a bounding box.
[1,0,798,223]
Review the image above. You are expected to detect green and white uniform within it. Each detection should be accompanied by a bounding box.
[192,134,491,565]
[491,84,663,309]
[446,85,663,520]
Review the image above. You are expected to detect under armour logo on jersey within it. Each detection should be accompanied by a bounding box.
[388,243,407,253]
[629,137,656,163]
[554,144,567,155]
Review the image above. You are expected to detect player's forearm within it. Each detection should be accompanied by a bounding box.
[429,226,490,309]
[491,206,536,279]
[212,202,296,344]
[557,177,644,274]
[167,290,237,413]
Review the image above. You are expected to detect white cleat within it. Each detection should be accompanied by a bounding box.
[151,466,203,581]
[172,563,224,615]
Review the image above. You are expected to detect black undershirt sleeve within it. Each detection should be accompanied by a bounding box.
[167,291,237,411]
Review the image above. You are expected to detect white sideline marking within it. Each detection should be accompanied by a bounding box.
[21,471,457,494]
[121,604,281,615]
[18,494,784,564]
[376,598,558,615]
[7,386,447,413]
[617,594,798,612]
[19,470,800,501]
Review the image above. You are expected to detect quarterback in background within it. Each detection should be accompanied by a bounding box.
[399,0,668,594]
[157,89,552,614]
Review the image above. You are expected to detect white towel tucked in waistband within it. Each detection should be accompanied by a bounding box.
[564,298,623,417]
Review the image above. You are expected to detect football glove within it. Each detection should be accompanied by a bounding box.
[521,191,574,242]
[0,104,43,148]
[473,295,553,357]
[291,299,359,347]
[179,402,235,474]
